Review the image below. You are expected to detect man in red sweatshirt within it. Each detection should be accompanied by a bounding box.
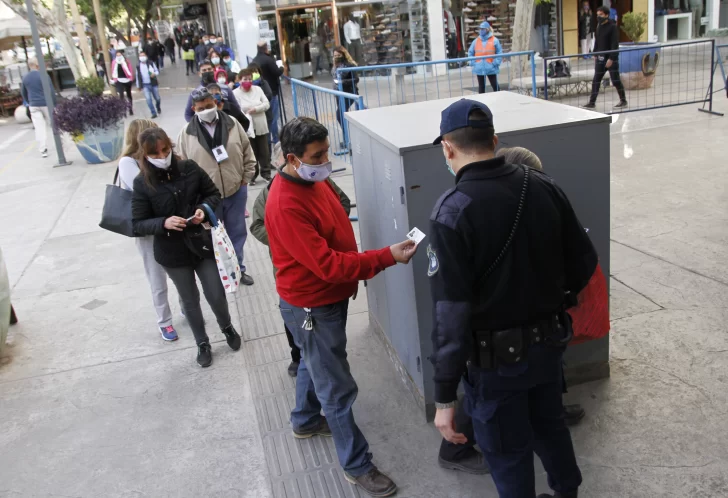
[265,117,417,497]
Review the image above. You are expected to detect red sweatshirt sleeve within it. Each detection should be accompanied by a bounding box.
[273,207,396,283]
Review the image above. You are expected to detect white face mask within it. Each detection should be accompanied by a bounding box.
[210,38,217,44]
[295,157,332,182]
[116,56,124,63]
[217,77,227,85]
[139,56,148,62]
[196,107,218,123]
[147,152,172,170]
[211,57,220,65]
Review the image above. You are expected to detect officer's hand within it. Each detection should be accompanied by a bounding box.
[435,407,468,444]
[390,239,418,264]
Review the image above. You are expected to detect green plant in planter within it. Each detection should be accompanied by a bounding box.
[621,12,647,43]
[75,76,105,97]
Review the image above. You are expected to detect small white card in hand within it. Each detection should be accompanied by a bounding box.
[407,227,426,245]
[212,145,229,163]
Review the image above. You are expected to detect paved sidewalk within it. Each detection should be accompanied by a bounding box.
[0,91,727,497]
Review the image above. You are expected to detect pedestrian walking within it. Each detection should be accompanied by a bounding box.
[164,35,176,65]
[20,57,55,158]
[95,51,107,82]
[265,117,417,497]
[253,40,284,143]
[155,39,165,70]
[143,37,159,68]
[131,127,242,368]
[182,41,195,76]
[233,68,271,184]
[429,99,597,498]
[582,6,628,109]
[111,50,134,115]
[579,1,596,56]
[184,59,241,122]
[250,172,351,377]
[118,119,178,342]
[176,87,256,286]
[331,46,360,129]
[468,21,502,93]
[135,50,162,118]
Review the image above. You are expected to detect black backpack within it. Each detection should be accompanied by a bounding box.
[548,59,571,78]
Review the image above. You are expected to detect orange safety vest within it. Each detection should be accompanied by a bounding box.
[474,36,496,63]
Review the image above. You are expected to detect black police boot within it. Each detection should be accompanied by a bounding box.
[564,404,586,426]
[438,448,490,475]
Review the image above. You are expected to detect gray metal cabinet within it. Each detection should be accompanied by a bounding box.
[346,92,612,419]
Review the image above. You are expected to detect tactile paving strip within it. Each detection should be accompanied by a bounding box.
[241,219,362,498]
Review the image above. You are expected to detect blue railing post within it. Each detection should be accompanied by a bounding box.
[340,94,350,152]
[530,53,537,98]
[312,90,319,121]
[291,83,299,117]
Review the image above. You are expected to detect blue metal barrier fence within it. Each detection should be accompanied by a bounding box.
[542,39,722,116]
[334,51,536,109]
[283,75,365,163]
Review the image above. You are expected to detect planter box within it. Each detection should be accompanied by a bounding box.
[74,122,124,164]
[619,42,661,90]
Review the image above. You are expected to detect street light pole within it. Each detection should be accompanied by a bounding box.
[24,0,71,167]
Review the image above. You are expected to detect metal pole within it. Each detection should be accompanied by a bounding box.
[530,52,537,98]
[24,0,71,167]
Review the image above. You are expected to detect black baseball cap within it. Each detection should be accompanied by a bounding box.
[432,98,494,145]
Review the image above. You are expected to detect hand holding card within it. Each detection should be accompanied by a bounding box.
[406,227,426,245]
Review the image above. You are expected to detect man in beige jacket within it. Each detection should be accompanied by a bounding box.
[177,87,257,285]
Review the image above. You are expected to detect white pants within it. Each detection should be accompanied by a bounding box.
[580,34,594,55]
[135,236,173,328]
[29,106,50,153]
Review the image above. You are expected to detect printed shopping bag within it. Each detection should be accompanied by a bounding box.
[201,204,241,294]
[568,263,610,345]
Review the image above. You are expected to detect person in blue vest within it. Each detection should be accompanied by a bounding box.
[135,50,162,119]
[467,21,502,94]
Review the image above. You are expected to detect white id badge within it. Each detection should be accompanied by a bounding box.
[406,227,426,245]
[212,145,229,163]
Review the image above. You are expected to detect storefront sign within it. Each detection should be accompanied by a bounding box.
[351,10,366,18]
[259,20,269,30]
[260,28,276,50]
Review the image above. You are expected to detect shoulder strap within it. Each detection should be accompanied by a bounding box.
[477,165,530,288]
[113,167,120,186]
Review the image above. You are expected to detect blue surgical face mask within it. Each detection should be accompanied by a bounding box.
[480,29,489,37]
[443,141,456,176]
[295,157,332,182]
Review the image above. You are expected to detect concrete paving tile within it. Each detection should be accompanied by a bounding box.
[0,344,271,498]
[609,277,663,321]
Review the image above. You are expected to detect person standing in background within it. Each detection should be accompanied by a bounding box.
[195,36,209,73]
[253,40,284,144]
[135,50,162,119]
[534,0,552,57]
[118,119,178,342]
[111,50,134,115]
[579,1,596,57]
[182,38,195,76]
[468,21,502,94]
[20,57,55,158]
[164,35,176,65]
[233,68,271,184]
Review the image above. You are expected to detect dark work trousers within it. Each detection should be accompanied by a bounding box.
[114,81,133,113]
[477,74,500,93]
[589,56,626,104]
[185,59,194,75]
[164,258,231,345]
[249,133,271,180]
[439,401,477,461]
[284,323,302,363]
[464,345,582,498]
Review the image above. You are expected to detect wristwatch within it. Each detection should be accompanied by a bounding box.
[435,401,457,409]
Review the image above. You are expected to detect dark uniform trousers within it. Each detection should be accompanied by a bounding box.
[463,343,582,498]
[589,56,626,104]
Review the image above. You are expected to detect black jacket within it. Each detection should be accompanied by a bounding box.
[143,42,159,60]
[579,11,596,40]
[132,157,221,268]
[332,61,359,94]
[594,19,620,61]
[534,3,551,27]
[164,37,175,52]
[428,157,597,403]
[222,100,250,131]
[253,50,284,95]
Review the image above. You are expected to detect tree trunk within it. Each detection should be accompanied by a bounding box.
[67,0,96,76]
[90,0,115,94]
[513,0,538,75]
[106,19,129,46]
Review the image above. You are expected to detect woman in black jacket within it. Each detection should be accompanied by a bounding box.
[131,127,241,368]
[331,46,361,128]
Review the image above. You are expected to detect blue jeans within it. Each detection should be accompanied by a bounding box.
[464,345,582,498]
[142,84,161,116]
[537,24,550,56]
[217,186,248,272]
[279,298,374,477]
[269,95,280,144]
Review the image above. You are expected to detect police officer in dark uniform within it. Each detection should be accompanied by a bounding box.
[428,99,597,498]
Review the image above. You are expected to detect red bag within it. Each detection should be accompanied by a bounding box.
[567,263,610,345]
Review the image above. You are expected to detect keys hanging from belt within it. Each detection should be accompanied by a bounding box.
[302,308,314,331]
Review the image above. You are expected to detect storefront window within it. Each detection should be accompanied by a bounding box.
[278,6,335,78]
[258,11,281,60]
[337,0,431,67]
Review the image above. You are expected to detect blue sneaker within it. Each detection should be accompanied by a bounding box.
[159,325,178,341]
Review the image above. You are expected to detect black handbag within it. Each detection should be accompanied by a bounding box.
[99,169,139,237]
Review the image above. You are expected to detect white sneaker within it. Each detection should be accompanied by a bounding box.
[464,18,474,23]
[493,31,503,36]
[492,0,501,4]
[382,29,392,34]
[388,46,398,52]
[467,1,477,5]
[41,149,48,158]
[487,15,497,21]
[463,7,472,12]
